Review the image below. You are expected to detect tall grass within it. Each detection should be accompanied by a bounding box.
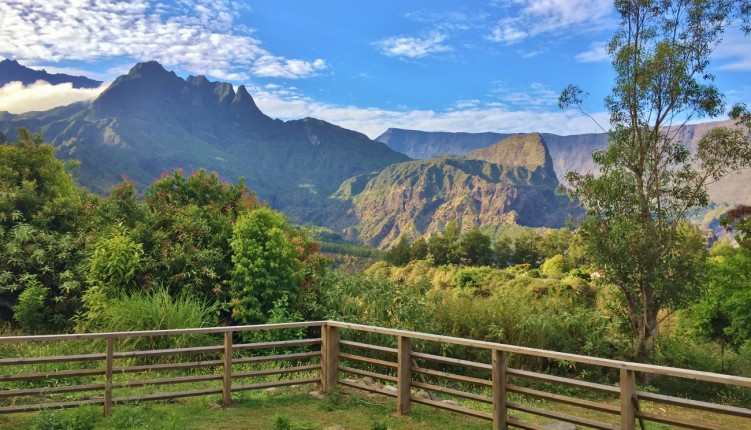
[96,287,217,353]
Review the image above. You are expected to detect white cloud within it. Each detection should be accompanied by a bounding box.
[251,84,608,139]
[0,0,324,81]
[375,32,452,58]
[488,19,528,44]
[715,32,751,71]
[489,0,614,44]
[492,82,560,108]
[252,56,327,79]
[0,80,108,113]
[575,41,610,63]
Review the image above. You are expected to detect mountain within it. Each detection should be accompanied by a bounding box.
[376,123,751,205]
[0,59,102,88]
[339,133,579,248]
[375,128,512,159]
[0,61,410,226]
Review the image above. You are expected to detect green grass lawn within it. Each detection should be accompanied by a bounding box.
[0,386,492,430]
[2,384,749,430]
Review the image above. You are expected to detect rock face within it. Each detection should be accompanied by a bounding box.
[0,61,409,228]
[0,59,103,88]
[377,123,751,205]
[344,134,579,248]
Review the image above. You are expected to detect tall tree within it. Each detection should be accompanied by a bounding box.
[428,221,461,266]
[229,207,302,324]
[560,0,751,362]
[385,236,411,266]
[0,129,88,332]
[459,226,493,266]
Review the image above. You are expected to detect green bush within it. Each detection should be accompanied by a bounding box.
[13,277,49,334]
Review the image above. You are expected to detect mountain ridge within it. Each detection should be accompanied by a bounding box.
[0,61,409,224]
[339,133,580,248]
[0,59,103,88]
[377,123,751,205]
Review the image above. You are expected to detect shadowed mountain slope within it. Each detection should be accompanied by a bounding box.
[0,61,410,226]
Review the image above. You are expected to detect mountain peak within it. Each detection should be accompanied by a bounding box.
[466,132,554,174]
[124,61,178,81]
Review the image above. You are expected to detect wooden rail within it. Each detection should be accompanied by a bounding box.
[1,320,750,430]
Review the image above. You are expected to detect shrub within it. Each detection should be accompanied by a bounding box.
[13,277,49,334]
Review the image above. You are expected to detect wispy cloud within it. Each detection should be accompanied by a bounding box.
[375,32,452,59]
[0,0,325,81]
[715,31,751,71]
[488,0,614,45]
[0,80,108,113]
[252,57,327,79]
[575,41,610,63]
[491,82,560,109]
[252,84,608,139]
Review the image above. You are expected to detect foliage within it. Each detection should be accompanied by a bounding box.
[384,236,411,266]
[427,221,461,265]
[0,128,82,231]
[136,169,256,301]
[720,204,751,250]
[318,272,434,332]
[540,254,569,280]
[510,229,543,267]
[86,224,144,294]
[13,277,49,334]
[230,208,302,324]
[0,130,88,332]
[459,225,493,266]
[689,247,751,351]
[559,0,751,363]
[409,237,429,261]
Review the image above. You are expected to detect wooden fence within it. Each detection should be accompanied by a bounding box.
[1,321,750,430]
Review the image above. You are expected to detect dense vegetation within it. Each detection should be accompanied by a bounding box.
[0,130,327,335]
[1,130,749,395]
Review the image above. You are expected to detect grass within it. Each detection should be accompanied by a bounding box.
[0,386,491,430]
[2,383,749,430]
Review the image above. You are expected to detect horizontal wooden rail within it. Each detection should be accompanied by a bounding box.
[338,352,398,369]
[339,340,397,355]
[339,365,398,383]
[0,321,326,343]
[328,321,751,388]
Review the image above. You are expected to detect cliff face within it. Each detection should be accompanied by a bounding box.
[377,121,751,205]
[344,134,578,248]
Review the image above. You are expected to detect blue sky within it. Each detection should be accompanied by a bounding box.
[1,0,750,138]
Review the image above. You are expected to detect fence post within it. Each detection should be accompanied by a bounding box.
[397,335,412,415]
[321,324,340,393]
[104,336,114,417]
[620,368,636,430]
[223,331,233,405]
[492,350,508,430]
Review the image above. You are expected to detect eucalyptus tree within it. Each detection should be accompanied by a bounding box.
[560,0,751,362]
